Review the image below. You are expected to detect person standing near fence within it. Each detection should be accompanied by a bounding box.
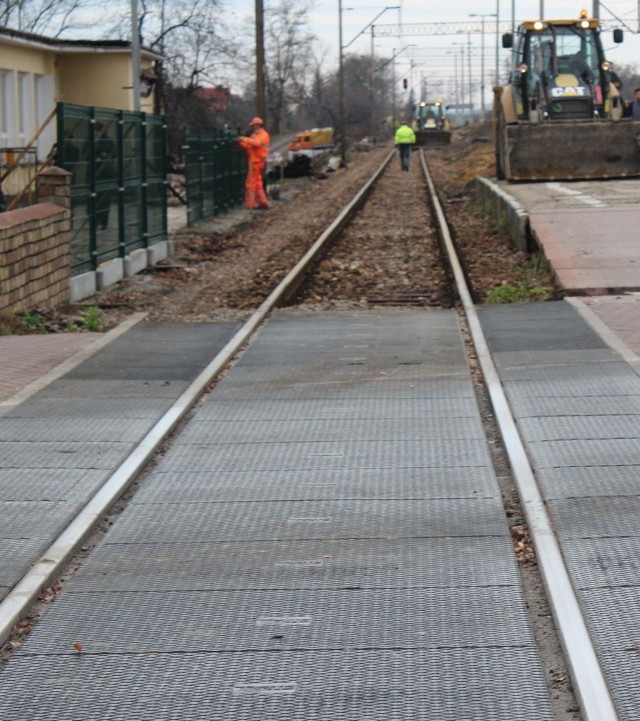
[236,117,270,209]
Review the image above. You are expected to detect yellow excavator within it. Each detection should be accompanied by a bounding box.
[494,11,640,181]
[415,100,451,146]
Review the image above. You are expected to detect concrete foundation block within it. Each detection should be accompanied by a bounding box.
[70,271,97,302]
[124,248,149,277]
[147,240,171,265]
[96,258,124,291]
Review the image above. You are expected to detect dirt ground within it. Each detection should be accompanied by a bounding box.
[3,123,557,334]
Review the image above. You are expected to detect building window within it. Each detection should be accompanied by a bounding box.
[0,70,11,147]
[17,71,34,145]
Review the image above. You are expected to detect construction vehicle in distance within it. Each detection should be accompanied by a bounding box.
[287,127,335,160]
[414,100,451,146]
[494,11,640,181]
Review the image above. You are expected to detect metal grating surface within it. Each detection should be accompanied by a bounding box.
[0,417,154,442]
[70,537,522,592]
[36,378,190,399]
[517,415,640,442]
[479,301,606,352]
[535,465,640,500]
[103,498,508,544]
[235,352,467,371]
[491,349,620,368]
[548,496,640,540]
[222,364,472,386]
[0,468,107,502]
[596,650,640,721]
[195,396,481,422]
[506,394,640,419]
[4,396,176,419]
[0,538,50,591]
[134,466,498,504]
[157,438,494,473]
[0,441,133,469]
[574,589,640,721]
[24,586,534,655]
[66,322,241,381]
[577,586,640,654]
[0,311,556,717]
[1,501,81,539]
[212,378,478,401]
[0,648,555,721]
[526,438,640,469]
[174,416,486,446]
[500,361,637,382]
[504,376,640,400]
[563,537,640,589]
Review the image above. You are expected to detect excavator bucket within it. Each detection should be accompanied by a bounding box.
[502,120,640,181]
[415,130,452,147]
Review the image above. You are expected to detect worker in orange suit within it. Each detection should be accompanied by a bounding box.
[236,117,270,209]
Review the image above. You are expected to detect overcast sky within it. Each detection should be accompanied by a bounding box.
[229,0,640,95]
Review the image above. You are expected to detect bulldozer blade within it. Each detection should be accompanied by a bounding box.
[504,120,640,181]
[415,130,451,147]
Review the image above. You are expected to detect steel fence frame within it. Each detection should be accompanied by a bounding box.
[56,102,168,275]
[183,129,246,226]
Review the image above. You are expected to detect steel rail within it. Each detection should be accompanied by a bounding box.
[0,148,396,648]
[419,150,620,721]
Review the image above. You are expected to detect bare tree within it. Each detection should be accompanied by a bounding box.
[256,0,318,133]
[0,0,87,35]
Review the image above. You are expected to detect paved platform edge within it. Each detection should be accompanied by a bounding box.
[565,296,640,377]
[0,313,148,415]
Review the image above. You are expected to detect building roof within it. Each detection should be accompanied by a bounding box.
[0,25,163,60]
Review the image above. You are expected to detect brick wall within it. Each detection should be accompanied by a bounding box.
[0,168,72,313]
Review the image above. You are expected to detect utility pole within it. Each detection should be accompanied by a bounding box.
[255,0,266,122]
[338,0,346,165]
[467,32,472,118]
[131,0,141,112]
[480,16,486,114]
[495,0,500,86]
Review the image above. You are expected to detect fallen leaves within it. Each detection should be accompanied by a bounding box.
[38,580,64,604]
[511,524,537,565]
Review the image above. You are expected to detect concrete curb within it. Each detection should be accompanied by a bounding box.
[474,176,530,252]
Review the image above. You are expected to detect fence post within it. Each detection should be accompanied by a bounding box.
[141,113,149,249]
[88,109,97,271]
[117,111,126,259]
[183,127,192,227]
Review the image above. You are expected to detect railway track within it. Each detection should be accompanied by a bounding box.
[0,148,623,720]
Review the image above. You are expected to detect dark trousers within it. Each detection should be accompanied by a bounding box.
[397,144,412,171]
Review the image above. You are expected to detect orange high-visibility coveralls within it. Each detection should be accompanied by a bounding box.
[237,127,270,208]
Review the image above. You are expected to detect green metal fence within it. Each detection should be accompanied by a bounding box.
[183,129,246,226]
[56,102,168,275]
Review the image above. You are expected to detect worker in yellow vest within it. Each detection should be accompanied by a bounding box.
[394,121,416,172]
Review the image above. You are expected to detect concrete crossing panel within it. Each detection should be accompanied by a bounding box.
[23,586,534,655]
[70,537,522,594]
[0,648,555,721]
[104,498,508,544]
[134,466,498,504]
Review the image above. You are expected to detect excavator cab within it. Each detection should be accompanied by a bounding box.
[415,101,451,146]
[495,12,638,180]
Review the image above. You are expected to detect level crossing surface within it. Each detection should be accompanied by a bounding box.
[0,303,639,718]
[480,301,640,721]
[0,321,241,601]
[0,309,556,720]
